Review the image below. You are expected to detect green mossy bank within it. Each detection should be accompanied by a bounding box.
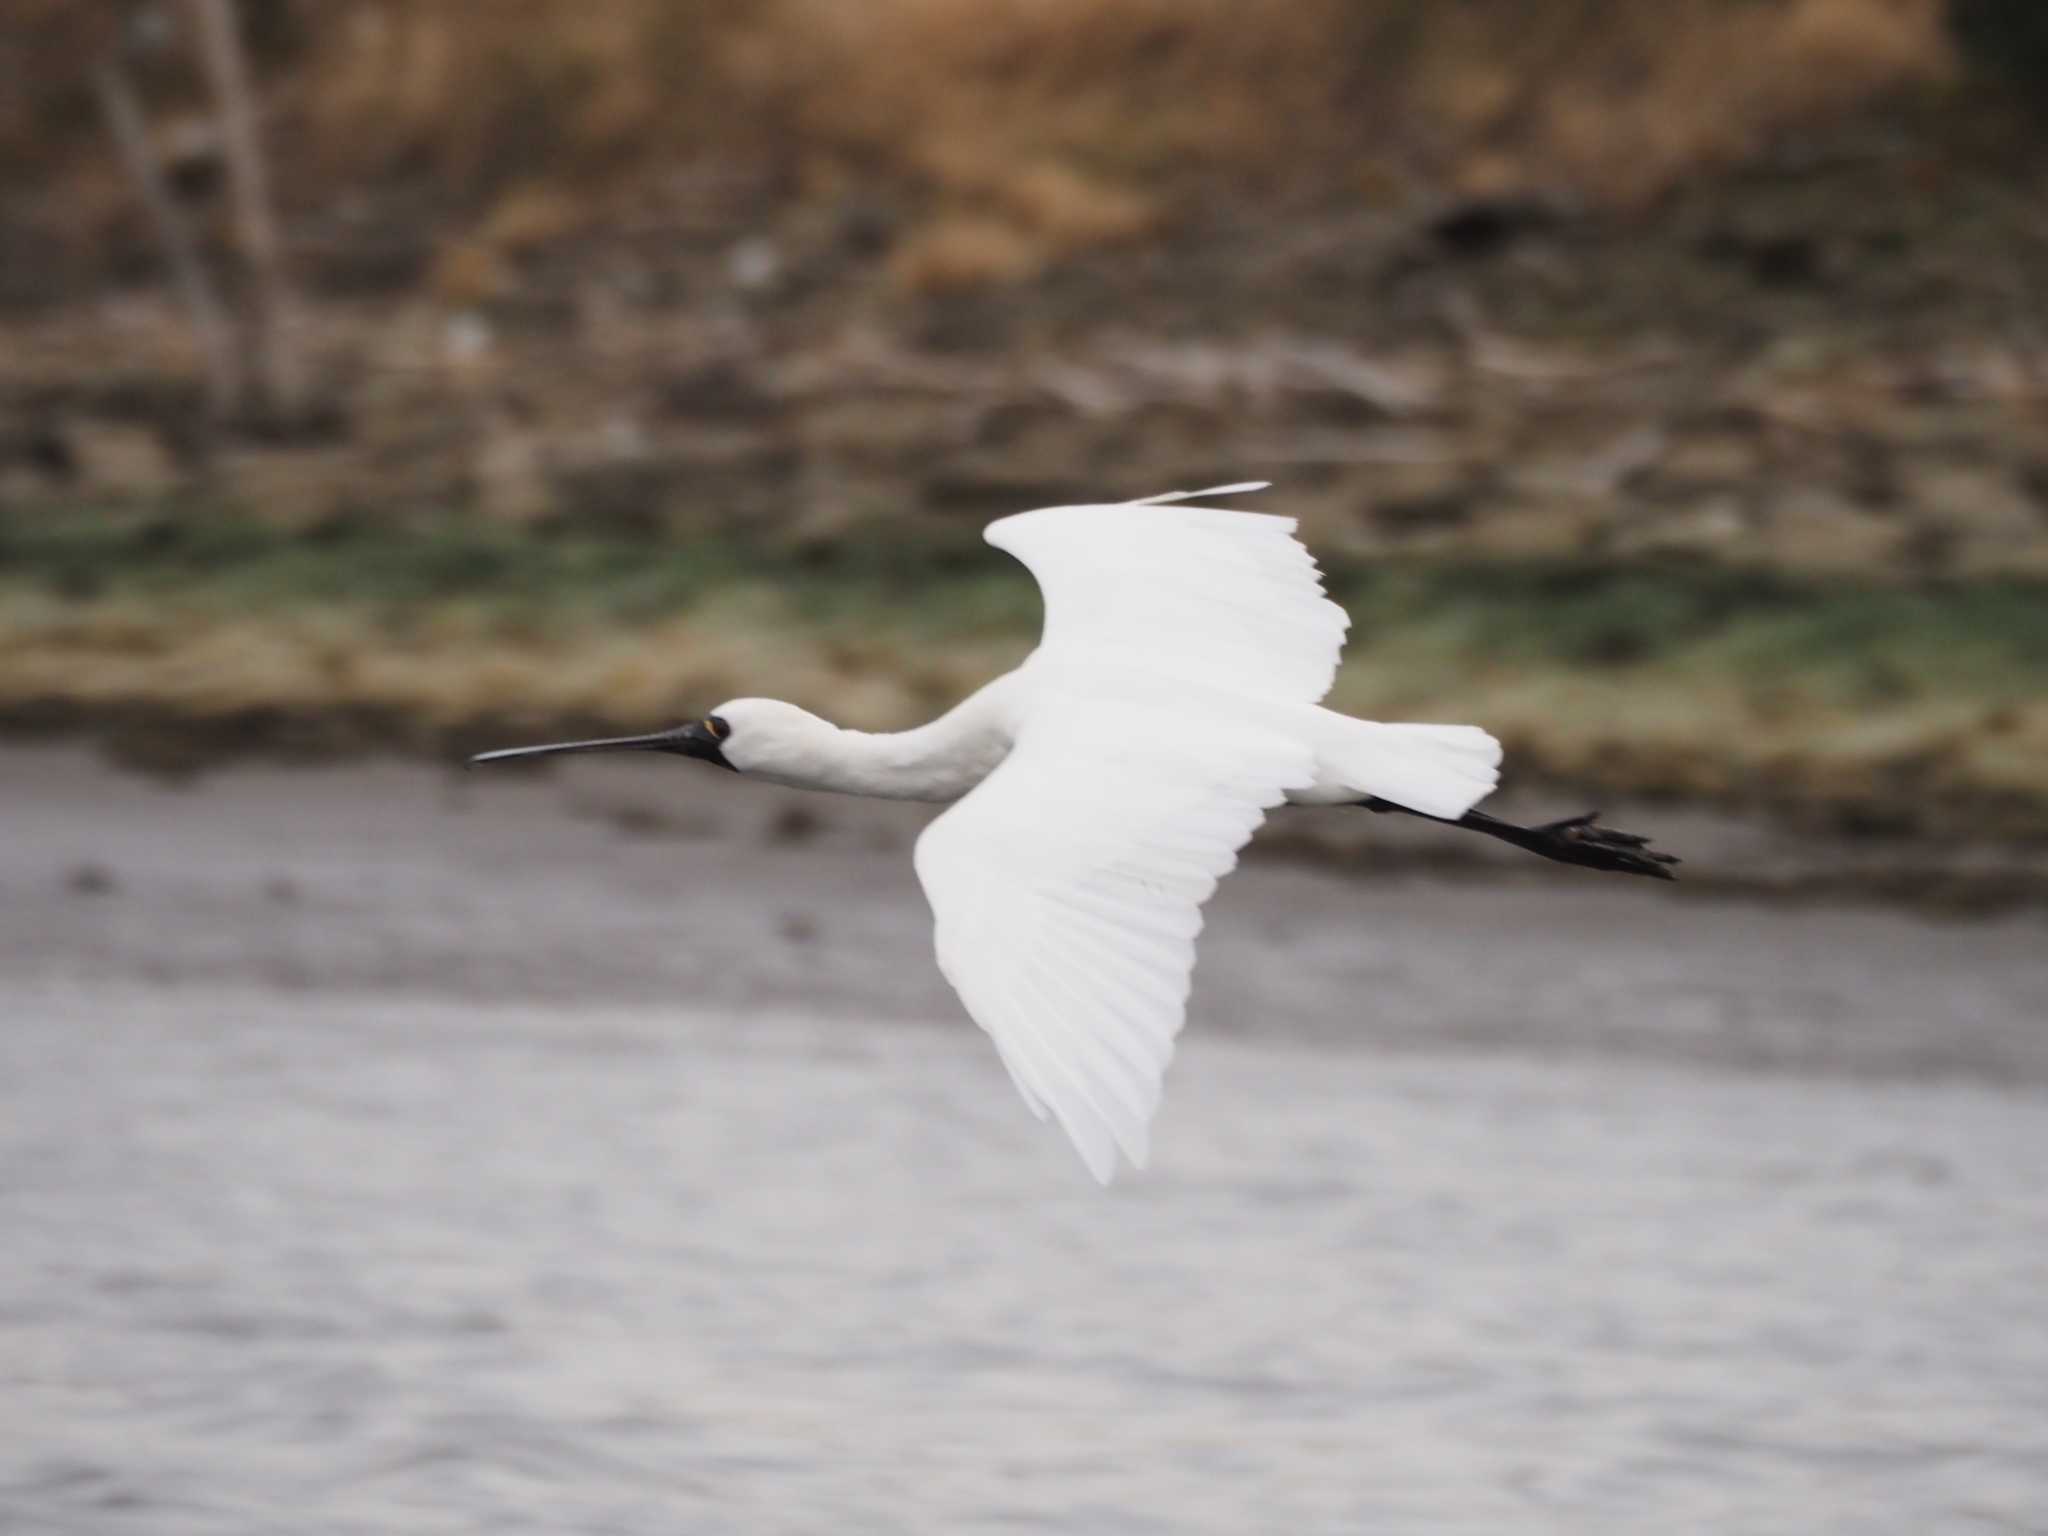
[5,500,2044,836]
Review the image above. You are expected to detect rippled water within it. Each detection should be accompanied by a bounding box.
[4,749,2047,1533]
[5,980,2047,1535]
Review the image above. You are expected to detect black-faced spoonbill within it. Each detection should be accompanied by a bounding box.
[472,484,1677,1182]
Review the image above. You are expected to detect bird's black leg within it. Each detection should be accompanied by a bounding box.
[1360,800,1680,880]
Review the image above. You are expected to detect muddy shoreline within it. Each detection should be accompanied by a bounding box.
[7,744,2044,1084]
[10,720,2048,919]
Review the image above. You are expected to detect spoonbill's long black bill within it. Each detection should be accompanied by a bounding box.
[469,727,702,766]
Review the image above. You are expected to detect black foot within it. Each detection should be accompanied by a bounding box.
[1511,811,1681,880]
[1361,799,1682,880]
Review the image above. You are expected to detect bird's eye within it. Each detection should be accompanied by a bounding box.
[704,715,729,741]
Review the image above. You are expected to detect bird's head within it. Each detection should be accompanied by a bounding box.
[466,698,828,778]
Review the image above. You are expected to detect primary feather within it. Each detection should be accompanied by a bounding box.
[916,690,1314,1182]
[916,487,1409,1183]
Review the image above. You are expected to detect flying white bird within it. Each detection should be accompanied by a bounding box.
[472,485,1676,1182]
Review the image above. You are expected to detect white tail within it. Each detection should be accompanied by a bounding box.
[1327,721,1502,821]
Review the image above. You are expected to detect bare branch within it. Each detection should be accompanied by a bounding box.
[93,54,243,421]
[183,0,303,422]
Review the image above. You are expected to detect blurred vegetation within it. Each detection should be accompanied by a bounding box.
[2,0,2044,833]
[0,0,1982,290]
[4,496,2045,833]
[1950,0,2048,96]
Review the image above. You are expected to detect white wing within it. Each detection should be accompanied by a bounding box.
[984,490,1352,703]
[916,693,1313,1183]
[914,491,1347,1182]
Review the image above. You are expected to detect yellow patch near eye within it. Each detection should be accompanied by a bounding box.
[704,717,726,739]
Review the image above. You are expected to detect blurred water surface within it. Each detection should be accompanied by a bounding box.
[2,750,2046,1534]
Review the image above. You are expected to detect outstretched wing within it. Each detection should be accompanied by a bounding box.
[984,488,1352,703]
[916,692,1313,1183]
[914,490,1348,1182]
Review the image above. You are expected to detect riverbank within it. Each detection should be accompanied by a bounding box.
[5,503,2046,854]
[7,742,2047,1070]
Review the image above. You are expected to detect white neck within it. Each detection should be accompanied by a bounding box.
[816,721,998,802]
[727,685,1018,802]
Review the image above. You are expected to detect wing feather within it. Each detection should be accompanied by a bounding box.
[985,499,1351,703]
[916,493,1351,1181]
[916,697,1316,1182]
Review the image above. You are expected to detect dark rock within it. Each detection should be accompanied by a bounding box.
[67,864,119,898]
[764,803,825,846]
[1427,198,1559,260]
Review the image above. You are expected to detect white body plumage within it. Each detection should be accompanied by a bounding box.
[701,486,1502,1182]
[477,485,1509,1183]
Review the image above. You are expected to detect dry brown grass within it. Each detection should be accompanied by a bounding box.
[296,0,754,191]
[10,0,1956,278]
[302,0,1958,286]
[0,593,1021,743]
[293,0,1952,206]
[7,589,2042,829]
[1525,0,1954,203]
[887,216,1048,296]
